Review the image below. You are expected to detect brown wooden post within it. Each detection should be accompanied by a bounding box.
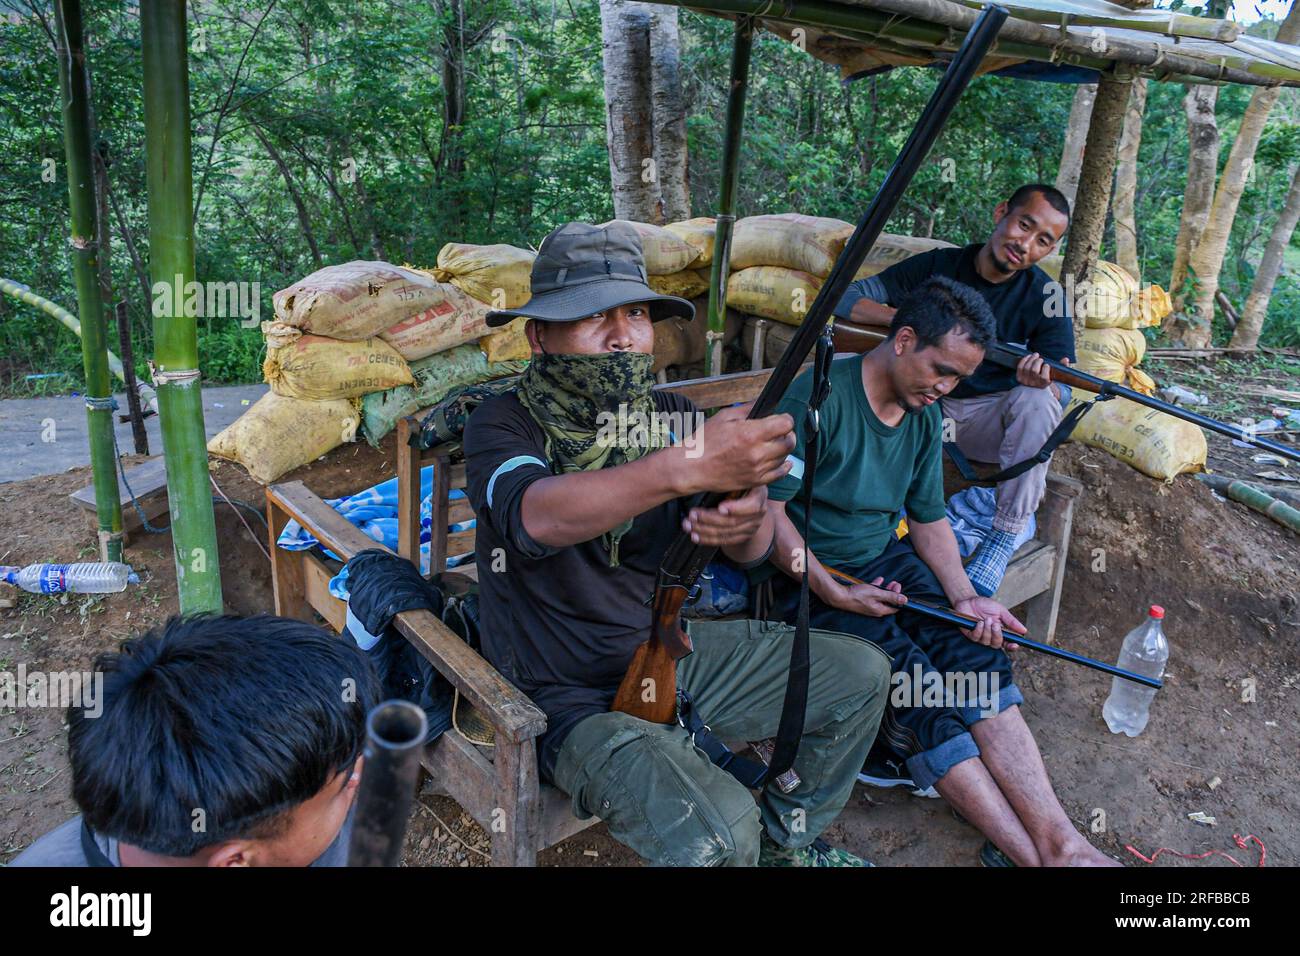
[266,489,311,621]
[491,738,541,866]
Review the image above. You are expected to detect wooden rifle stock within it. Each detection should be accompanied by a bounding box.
[611,4,1010,724]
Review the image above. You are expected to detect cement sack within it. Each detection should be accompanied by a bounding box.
[1067,397,1206,481]
[263,334,413,401]
[729,214,853,277]
[360,344,528,445]
[208,393,359,485]
[479,317,531,363]
[727,266,823,326]
[854,234,956,279]
[664,218,717,267]
[260,321,301,349]
[649,269,711,300]
[272,261,446,340]
[602,220,700,274]
[1038,258,1156,330]
[429,243,534,309]
[1133,284,1172,328]
[379,283,494,362]
[1077,327,1156,395]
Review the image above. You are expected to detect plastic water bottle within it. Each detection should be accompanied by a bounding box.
[1102,606,1169,737]
[1,562,139,594]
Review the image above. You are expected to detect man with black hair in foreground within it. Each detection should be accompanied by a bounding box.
[837,184,1076,598]
[761,277,1116,867]
[11,614,382,867]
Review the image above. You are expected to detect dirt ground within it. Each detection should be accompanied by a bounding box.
[2,379,1297,867]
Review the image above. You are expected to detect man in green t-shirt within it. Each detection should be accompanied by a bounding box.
[761,276,1117,867]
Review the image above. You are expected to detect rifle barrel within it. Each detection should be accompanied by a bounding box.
[347,700,428,867]
[990,343,1300,463]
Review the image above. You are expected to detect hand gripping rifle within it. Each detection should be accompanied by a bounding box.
[611,6,1011,779]
[986,342,1300,465]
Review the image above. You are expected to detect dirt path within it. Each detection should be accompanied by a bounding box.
[2,436,1296,867]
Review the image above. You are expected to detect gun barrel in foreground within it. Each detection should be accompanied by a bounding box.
[347,699,428,867]
[612,4,1012,725]
[988,342,1300,464]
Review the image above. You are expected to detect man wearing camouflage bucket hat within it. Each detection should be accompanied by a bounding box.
[463,221,890,866]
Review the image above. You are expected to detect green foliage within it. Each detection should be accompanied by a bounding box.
[3,0,1300,397]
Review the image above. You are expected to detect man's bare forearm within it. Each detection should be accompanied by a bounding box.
[906,518,979,605]
[766,500,840,603]
[720,507,775,566]
[520,446,693,547]
[850,298,897,329]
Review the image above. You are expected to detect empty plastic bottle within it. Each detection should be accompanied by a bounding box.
[1102,606,1169,737]
[1,562,139,595]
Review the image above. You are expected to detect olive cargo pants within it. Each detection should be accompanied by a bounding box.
[552,619,890,866]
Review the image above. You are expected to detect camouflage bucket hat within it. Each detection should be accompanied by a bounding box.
[485,221,696,327]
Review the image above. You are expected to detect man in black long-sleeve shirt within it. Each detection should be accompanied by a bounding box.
[836,184,1075,597]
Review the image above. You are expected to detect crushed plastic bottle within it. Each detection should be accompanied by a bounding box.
[1102,606,1169,737]
[1,562,139,595]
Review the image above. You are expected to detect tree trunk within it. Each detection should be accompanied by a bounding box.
[437,0,467,184]
[1112,77,1147,280]
[1168,84,1219,312]
[600,1,660,222]
[1061,71,1132,340]
[649,5,689,223]
[1230,162,1300,349]
[252,124,322,268]
[1055,83,1097,211]
[1171,0,1300,346]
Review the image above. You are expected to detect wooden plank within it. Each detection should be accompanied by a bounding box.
[266,490,312,622]
[1024,475,1083,645]
[659,367,772,409]
[448,497,475,525]
[446,528,476,557]
[302,554,347,632]
[538,785,599,849]
[70,456,168,510]
[421,730,499,829]
[269,482,396,561]
[993,541,1055,610]
[396,418,422,564]
[430,450,452,576]
[492,739,541,866]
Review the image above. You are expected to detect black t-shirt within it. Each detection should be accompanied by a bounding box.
[836,243,1076,399]
[463,389,698,780]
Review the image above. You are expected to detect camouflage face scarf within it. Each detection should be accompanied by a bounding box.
[516,349,670,566]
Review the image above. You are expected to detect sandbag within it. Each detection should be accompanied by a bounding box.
[261,320,301,350]
[648,269,711,300]
[263,334,413,401]
[729,214,854,277]
[208,393,359,484]
[602,220,699,274]
[854,234,956,279]
[360,344,528,445]
[664,218,717,267]
[273,261,447,340]
[479,317,531,363]
[727,266,823,325]
[1037,257,1159,330]
[429,243,535,309]
[1077,327,1156,395]
[379,283,494,361]
[1133,284,1172,327]
[1067,397,1206,481]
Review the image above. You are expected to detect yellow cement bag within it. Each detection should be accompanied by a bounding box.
[1133,284,1172,327]
[264,334,413,401]
[260,321,301,350]
[479,317,531,363]
[1068,397,1206,481]
[379,283,494,361]
[649,269,711,300]
[854,234,956,279]
[664,218,717,267]
[727,266,823,326]
[729,214,853,277]
[273,261,447,340]
[429,243,534,309]
[601,220,699,274]
[1077,327,1156,394]
[208,393,359,484]
[1037,258,1156,330]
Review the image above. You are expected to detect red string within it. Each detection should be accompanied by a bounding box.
[1125,834,1266,868]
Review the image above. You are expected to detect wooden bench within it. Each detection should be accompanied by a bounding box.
[268,362,1081,866]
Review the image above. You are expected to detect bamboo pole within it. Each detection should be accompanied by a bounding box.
[54,0,123,563]
[706,16,753,377]
[140,0,223,613]
[0,277,159,414]
[665,0,1295,87]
